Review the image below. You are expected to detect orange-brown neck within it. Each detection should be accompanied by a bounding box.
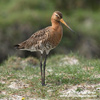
[51,19,61,30]
[50,18,63,47]
[51,18,63,35]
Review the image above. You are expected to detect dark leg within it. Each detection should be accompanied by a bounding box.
[40,54,43,84]
[42,54,48,86]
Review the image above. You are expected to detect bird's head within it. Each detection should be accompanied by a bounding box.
[51,11,74,32]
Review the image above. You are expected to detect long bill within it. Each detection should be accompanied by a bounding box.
[60,18,74,33]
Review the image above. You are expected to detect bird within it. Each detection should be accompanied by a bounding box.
[14,11,74,86]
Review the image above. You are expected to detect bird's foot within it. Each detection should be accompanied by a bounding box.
[42,83,46,86]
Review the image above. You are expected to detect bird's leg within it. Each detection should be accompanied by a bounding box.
[42,53,48,86]
[40,53,43,85]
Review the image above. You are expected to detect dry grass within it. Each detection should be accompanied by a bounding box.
[0,54,100,100]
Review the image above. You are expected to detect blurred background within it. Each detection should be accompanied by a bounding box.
[0,0,100,63]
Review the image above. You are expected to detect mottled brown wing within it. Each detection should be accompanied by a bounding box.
[15,26,51,50]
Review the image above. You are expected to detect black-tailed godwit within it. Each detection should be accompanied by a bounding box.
[14,11,74,86]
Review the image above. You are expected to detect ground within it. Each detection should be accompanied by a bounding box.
[0,54,100,100]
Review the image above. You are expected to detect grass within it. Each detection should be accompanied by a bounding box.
[0,0,100,35]
[0,54,100,99]
[0,0,54,28]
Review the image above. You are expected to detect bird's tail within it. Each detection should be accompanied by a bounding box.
[14,44,25,50]
[14,40,27,50]
[14,44,21,49]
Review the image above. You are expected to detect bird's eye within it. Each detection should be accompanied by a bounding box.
[56,14,58,17]
[55,14,59,18]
